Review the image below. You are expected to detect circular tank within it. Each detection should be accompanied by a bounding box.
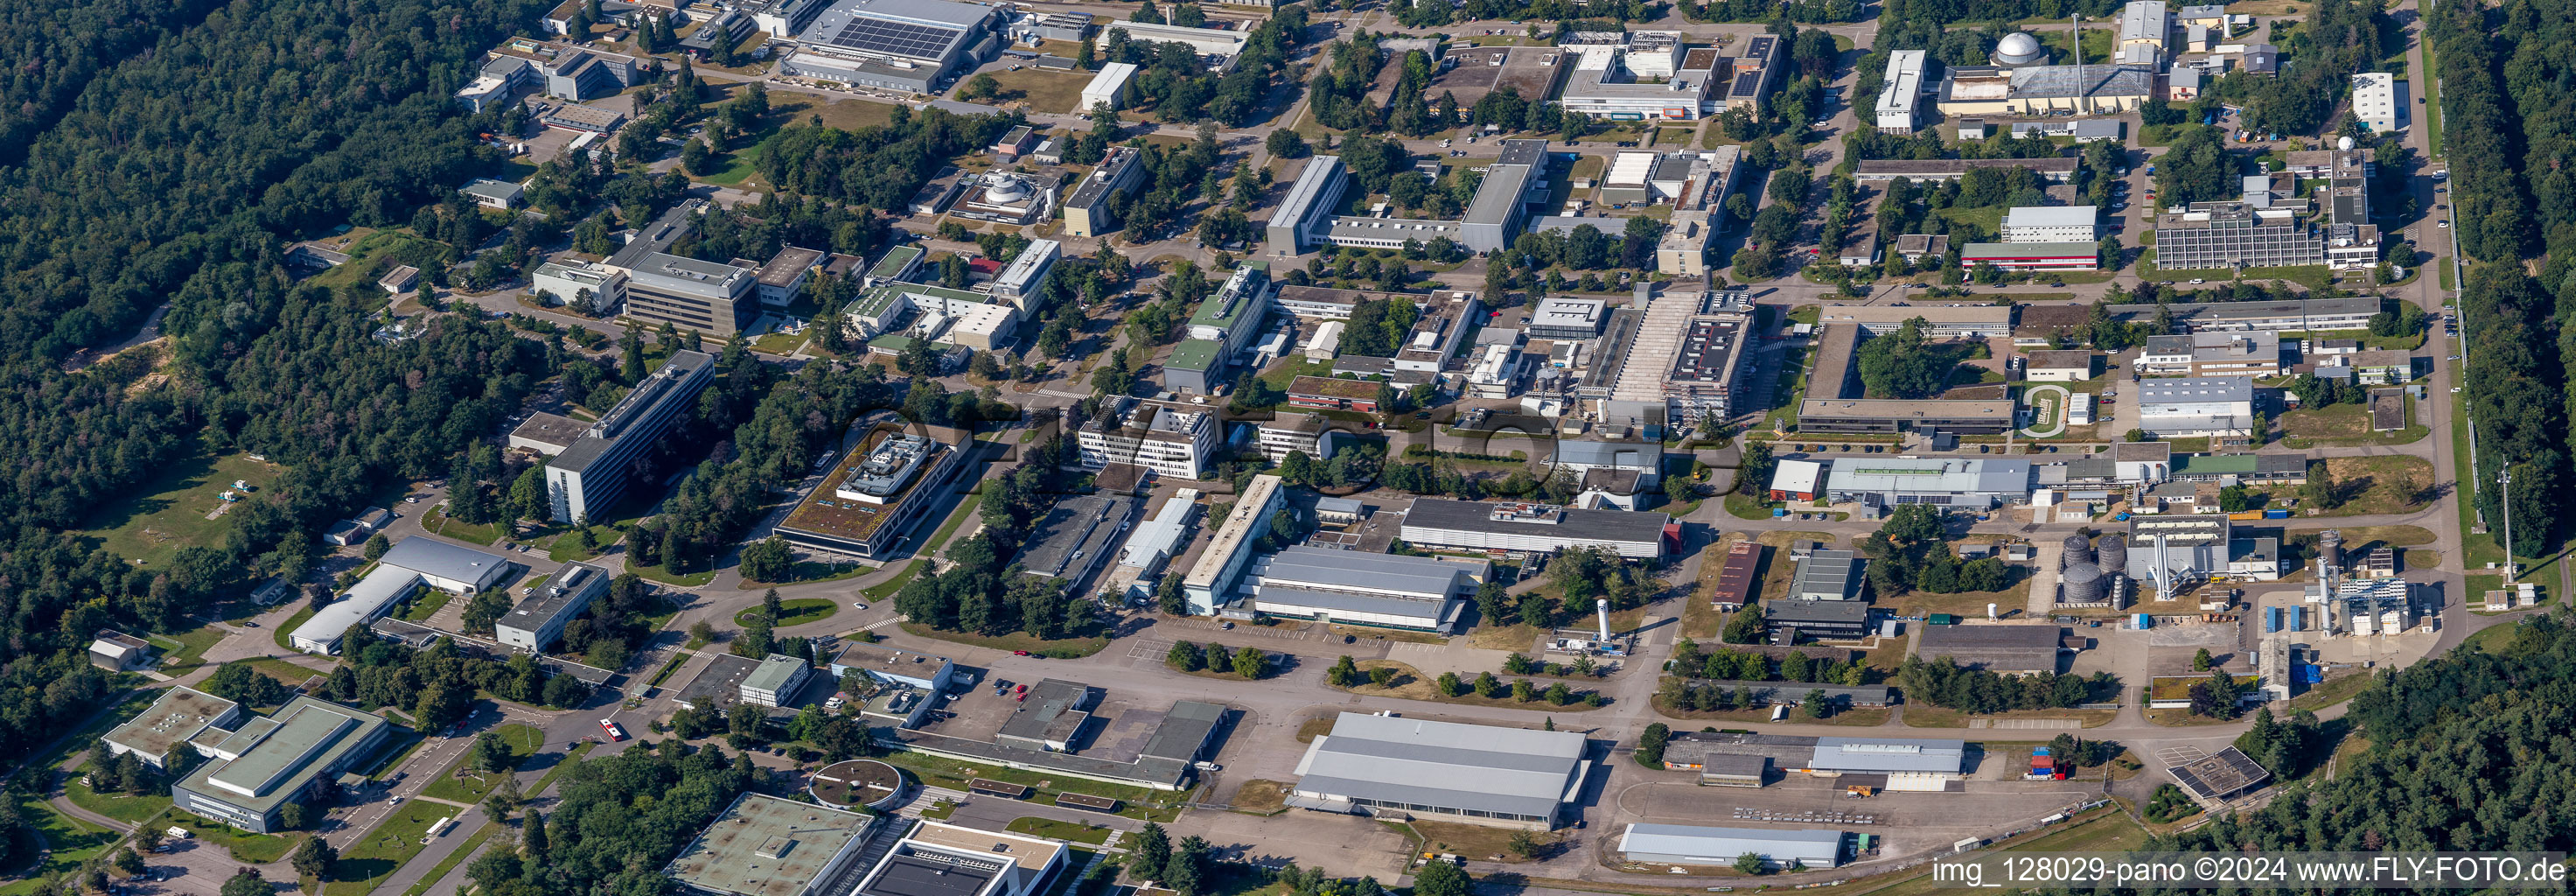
[2062,533,2097,567]
[2094,533,2128,572]
[2059,561,2106,603]
[1993,32,2046,66]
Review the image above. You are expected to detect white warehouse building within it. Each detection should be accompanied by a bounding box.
[1241,547,1486,634]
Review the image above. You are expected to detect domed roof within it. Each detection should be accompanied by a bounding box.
[1993,32,2045,65]
[982,176,1030,204]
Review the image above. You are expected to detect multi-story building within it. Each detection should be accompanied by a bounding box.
[1664,312,1753,424]
[2138,331,2282,376]
[619,253,759,336]
[1253,414,1349,463]
[495,561,612,653]
[1854,157,2078,182]
[663,793,875,896]
[1393,290,1481,373]
[843,282,1022,351]
[1722,35,1785,111]
[1825,458,2033,509]
[1527,296,1610,340]
[992,239,1058,311]
[2119,1,2171,60]
[1875,50,1928,133]
[2352,72,2398,132]
[753,246,823,308]
[106,688,244,768]
[1935,65,2154,116]
[773,424,971,559]
[750,0,832,37]
[1267,157,1348,257]
[2136,376,2258,438]
[1463,139,1550,253]
[2003,206,2100,243]
[1076,396,1220,480]
[1186,263,1274,359]
[1182,475,1283,613]
[1813,304,2014,339]
[1065,147,1146,238]
[547,350,716,522]
[1960,242,2100,271]
[1555,39,1719,121]
[952,170,1063,226]
[741,654,812,708]
[2153,202,2329,269]
[532,261,627,312]
[1080,61,1138,111]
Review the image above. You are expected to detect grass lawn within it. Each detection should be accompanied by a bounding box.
[1255,357,1334,395]
[418,724,546,804]
[876,750,1181,821]
[1901,706,2120,728]
[1005,816,1114,844]
[630,560,719,587]
[4,800,129,896]
[2420,34,2441,156]
[150,625,227,674]
[1722,493,1782,521]
[271,608,316,652]
[2140,259,2336,290]
[742,560,875,589]
[736,598,840,627]
[861,560,928,600]
[981,68,1094,114]
[398,591,457,623]
[2297,455,2434,514]
[325,800,464,895]
[1844,807,2147,896]
[1232,780,1290,814]
[420,507,504,545]
[2286,668,2374,711]
[65,770,172,823]
[1330,659,1605,712]
[2278,401,2430,448]
[397,822,500,896]
[897,622,1109,658]
[168,811,295,864]
[73,438,279,569]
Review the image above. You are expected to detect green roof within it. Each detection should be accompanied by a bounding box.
[2172,454,2257,474]
[1166,340,1222,372]
[868,244,925,279]
[852,282,991,319]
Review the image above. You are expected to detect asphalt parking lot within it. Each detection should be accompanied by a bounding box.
[129,840,247,896]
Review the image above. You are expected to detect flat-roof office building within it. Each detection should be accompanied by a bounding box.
[1462,140,1551,253]
[1267,157,1348,257]
[171,697,391,832]
[547,350,717,523]
[777,0,1003,94]
[621,253,760,337]
[852,821,1069,896]
[105,688,244,768]
[495,561,612,652]
[774,425,971,559]
[664,793,876,896]
[1181,475,1284,614]
[1291,712,1591,830]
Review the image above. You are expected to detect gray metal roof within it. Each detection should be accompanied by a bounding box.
[1807,736,1966,774]
[665,793,874,896]
[1465,140,1548,226]
[1824,458,2032,495]
[379,538,510,586]
[608,200,701,269]
[1293,712,1586,819]
[1400,497,1671,543]
[1249,585,1458,623]
[1789,550,1861,600]
[550,350,716,474]
[1018,494,1138,578]
[2137,376,2255,402]
[291,564,421,648]
[1621,824,1844,867]
[626,252,753,299]
[1916,624,2066,671]
[1273,157,1344,228]
[743,654,809,696]
[1764,598,1870,626]
[499,563,610,637]
[1253,547,1467,598]
[1550,439,1661,471]
[1138,700,1226,762]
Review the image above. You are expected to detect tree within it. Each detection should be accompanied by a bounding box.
[1735,853,1768,875]
[1413,858,1471,896]
[1266,130,1309,158]
[2193,648,2215,672]
[1801,689,1830,718]
[741,536,792,583]
[1233,646,1266,678]
[1637,722,1670,766]
[1368,666,1396,687]
[362,532,391,560]
[473,732,515,773]
[1128,822,1171,882]
[292,835,339,881]
[681,137,715,176]
[2217,484,2254,513]
[1328,655,1360,687]
[1166,640,1205,671]
[221,869,271,896]
[1156,575,1189,615]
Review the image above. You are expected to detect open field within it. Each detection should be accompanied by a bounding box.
[736,598,840,627]
[74,440,279,568]
[417,724,545,803]
[981,68,1094,114]
[2279,402,2429,448]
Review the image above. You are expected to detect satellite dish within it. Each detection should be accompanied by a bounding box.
[2337,135,2356,150]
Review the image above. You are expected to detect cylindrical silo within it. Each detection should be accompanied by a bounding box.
[2060,561,2105,604]
[2062,533,2096,568]
[2094,533,2127,575]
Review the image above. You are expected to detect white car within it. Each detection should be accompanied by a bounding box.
[2438,220,2451,228]
[2189,278,2206,284]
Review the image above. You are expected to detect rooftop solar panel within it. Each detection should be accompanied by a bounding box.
[827,18,964,59]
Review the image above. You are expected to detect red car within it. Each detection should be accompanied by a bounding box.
[1012,650,1030,656]
[598,719,626,741]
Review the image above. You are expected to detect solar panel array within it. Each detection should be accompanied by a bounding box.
[825,16,962,60]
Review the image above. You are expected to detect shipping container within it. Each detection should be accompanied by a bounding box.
[2265,606,2281,633]
[2291,606,2307,631]
[2263,508,2292,519]
[1928,613,1959,625]
[2133,612,2153,629]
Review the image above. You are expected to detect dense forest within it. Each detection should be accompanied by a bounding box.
[2426,0,2574,556]
[464,738,764,896]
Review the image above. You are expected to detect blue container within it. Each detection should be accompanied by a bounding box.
[2292,606,2307,631]
[2264,606,2281,633]
[2264,508,2291,519]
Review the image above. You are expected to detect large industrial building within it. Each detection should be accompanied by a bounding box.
[289,537,516,654]
[2152,201,2348,270]
[495,561,612,653]
[778,0,1005,94]
[1621,824,1845,870]
[171,697,392,832]
[546,350,717,523]
[1017,494,1141,585]
[1266,157,1348,257]
[2138,331,2282,377]
[1916,624,2070,675]
[1934,65,2154,116]
[1554,35,1720,120]
[1823,458,2033,509]
[1239,547,1484,633]
[1658,732,1967,789]
[774,425,971,559]
[1290,712,1591,830]
[2135,377,2258,438]
[2126,515,2233,600]
[1397,498,1672,560]
[844,282,1023,352]
[1268,141,1549,256]
[851,821,1068,896]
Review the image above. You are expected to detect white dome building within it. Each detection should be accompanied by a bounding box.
[1993,32,2046,66]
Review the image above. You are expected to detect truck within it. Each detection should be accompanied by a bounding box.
[1927,613,1960,625]
[2133,612,2153,630]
